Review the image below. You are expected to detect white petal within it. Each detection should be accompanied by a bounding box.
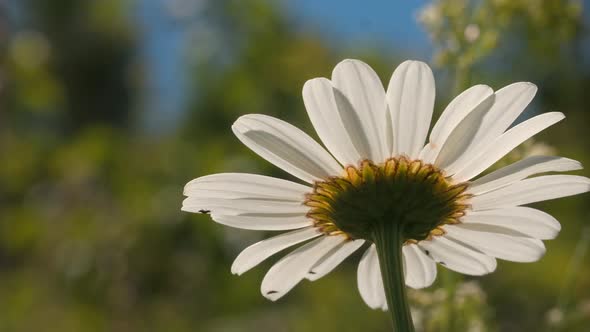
[468,156,582,195]
[232,114,343,183]
[462,207,561,240]
[471,175,590,210]
[419,236,497,275]
[303,78,363,166]
[434,93,495,170]
[211,214,312,231]
[261,235,344,301]
[420,85,494,163]
[306,238,365,281]
[331,59,389,161]
[231,227,321,275]
[387,60,436,158]
[440,83,537,175]
[184,173,310,200]
[403,244,437,289]
[182,197,308,215]
[183,173,312,225]
[470,82,538,149]
[452,112,565,182]
[444,224,546,263]
[357,245,387,310]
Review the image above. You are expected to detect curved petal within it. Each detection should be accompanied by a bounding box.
[419,236,497,275]
[261,235,344,301]
[331,59,389,161]
[462,207,561,240]
[471,175,590,210]
[211,214,313,231]
[444,225,546,263]
[403,244,437,289]
[439,82,537,174]
[303,78,363,166]
[184,173,310,200]
[468,156,582,195]
[231,227,321,275]
[232,114,343,183]
[434,93,495,170]
[469,82,538,151]
[452,112,565,182]
[181,197,309,215]
[306,238,365,281]
[387,60,436,158]
[420,85,493,163]
[357,245,387,310]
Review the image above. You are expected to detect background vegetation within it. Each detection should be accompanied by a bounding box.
[0,0,588,331]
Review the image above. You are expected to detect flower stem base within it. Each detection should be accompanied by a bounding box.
[372,221,415,332]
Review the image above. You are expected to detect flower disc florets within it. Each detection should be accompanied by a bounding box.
[305,157,471,243]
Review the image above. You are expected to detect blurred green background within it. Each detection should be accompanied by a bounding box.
[1,0,589,331]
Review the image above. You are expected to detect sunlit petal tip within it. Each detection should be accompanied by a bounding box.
[444,225,547,263]
[231,113,254,130]
[403,244,437,289]
[472,175,590,210]
[420,236,497,275]
[525,82,538,91]
[231,228,322,276]
[387,59,435,158]
[302,77,332,95]
[468,156,584,195]
[554,111,565,120]
[306,238,364,281]
[180,196,200,212]
[463,207,562,240]
[333,58,372,71]
[502,81,537,91]
[260,235,343,301]
[182,179,197,196]
[331,57,389,161]
[357,245,387,309]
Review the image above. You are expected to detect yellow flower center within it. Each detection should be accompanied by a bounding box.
[304,157,471,243]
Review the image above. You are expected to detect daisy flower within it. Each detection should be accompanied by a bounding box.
[183,59,590,330]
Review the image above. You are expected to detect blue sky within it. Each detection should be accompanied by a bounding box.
[282,0,430,55]
[137,0,431,132]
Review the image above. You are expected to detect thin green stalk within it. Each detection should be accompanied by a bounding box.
[372,222,415,332]
[441,269,458,332]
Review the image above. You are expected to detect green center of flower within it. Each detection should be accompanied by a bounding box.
[305,157,471,243]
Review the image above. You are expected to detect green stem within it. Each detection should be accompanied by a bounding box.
[372,222,415,332]
[441,269,458,332]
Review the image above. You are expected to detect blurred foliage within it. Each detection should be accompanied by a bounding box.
[419,0,584,93]
[0,0,588,331]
